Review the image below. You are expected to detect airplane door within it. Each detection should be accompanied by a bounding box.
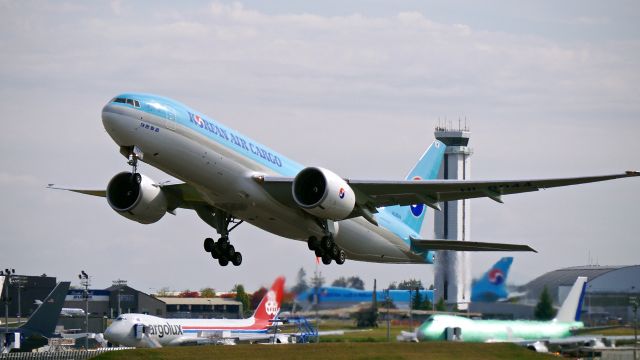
[165,108,177,131]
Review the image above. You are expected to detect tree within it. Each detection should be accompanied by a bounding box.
[200,287,216,298]
[291,267,309,294]
[178,290,199,298]
[233,284,251,317]
[332,277,348,288]
[347,276,365,290]
[412,288,423,310]
[310,271,325,288]
[251,287,268,310]
[435,297,447,312]
[397,279,424,290]
[534,286,556,320]
[388,282,398,290]
[156,287,171,297]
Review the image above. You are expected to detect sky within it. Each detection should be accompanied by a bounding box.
[1,1,639,295]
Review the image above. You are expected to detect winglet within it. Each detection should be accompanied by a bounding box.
[625,170,640,176]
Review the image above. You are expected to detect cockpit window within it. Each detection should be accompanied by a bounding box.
[115,316,127,321]
[113,98,141,108]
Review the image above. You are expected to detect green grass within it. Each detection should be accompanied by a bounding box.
[94,342,554,360]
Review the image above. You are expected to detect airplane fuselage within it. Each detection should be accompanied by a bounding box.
[101,93,430,264]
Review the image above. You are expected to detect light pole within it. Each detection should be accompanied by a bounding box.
[11,276,27,326]
[432,289,437,313]
[1,268,15,352]
[630,294,638,360]
[112,279,127,318]
[79,271,90,350]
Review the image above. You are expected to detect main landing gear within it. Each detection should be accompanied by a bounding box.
[203,214,244,267]
[307,235,346,265]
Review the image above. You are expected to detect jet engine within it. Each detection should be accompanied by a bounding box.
[106,172,168,224]
[292,167,356,220]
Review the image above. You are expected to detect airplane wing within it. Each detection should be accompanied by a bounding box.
[47,183,207,211]
[259,171,639,218]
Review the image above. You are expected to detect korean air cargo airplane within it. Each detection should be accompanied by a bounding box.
[104,277,284,347]
[471,257,513,302]
[50,93,639,267]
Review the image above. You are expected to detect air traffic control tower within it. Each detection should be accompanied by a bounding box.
[433,124,472,310]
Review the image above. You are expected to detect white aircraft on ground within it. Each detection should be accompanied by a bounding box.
[34,300,85,317]
[104,277,285,347]
[50,93,639,266]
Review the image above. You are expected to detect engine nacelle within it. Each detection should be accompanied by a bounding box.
[526,341,549,353]
[292,167,356,220]
[106,172,168,224]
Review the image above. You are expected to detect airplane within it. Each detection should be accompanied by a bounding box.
[104,276,285,347]
[34,300,85,317]
[295,286,433,311]
[415,276,588,345]
[49,93,639,267]
[470,257,513,302]
[1,281,71,352]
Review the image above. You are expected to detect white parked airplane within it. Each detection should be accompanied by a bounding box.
[50,93,639,266]
[34,300,85,317]
[103,277,285,347]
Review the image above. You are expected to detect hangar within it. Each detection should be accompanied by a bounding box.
[520,265,640,325]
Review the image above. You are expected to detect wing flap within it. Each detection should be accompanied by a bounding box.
[410,238,536,252]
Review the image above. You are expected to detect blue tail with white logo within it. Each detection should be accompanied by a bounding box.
[380,140,446,234]
[471,257,513,302]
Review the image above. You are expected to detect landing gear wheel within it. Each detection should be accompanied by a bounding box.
[217,239,229,253]
[314,249,324,258]
[307,236,319,251]
[226,245,236,258]
[211,249,220,259]
[204,238,214,252]
[335,249,346,265]
[321,255,332,265]
[231,252,242,266]
[218,258,229,266]
[329,243,340,260]
[321,236,333,250]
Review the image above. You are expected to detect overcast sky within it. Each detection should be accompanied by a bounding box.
[1,1,639,295]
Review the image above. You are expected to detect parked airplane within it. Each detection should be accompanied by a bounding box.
[471,257,513,302]
[34,300,85,317]
[1,282,70,352]
[295,286,433,311]
[50,93,639,267]
[416,277,588,344]
[104,277,284,347]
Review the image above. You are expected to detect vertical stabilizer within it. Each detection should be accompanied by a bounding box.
[554,277,588,323]
[20,281,71,337]
[252,277,285,322]
[471,257,513,302]
[381,140,446,234]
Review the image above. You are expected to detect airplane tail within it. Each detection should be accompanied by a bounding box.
[471,257,513,302]
[20,281,70,337]
[252,277,285,323]
[554,277,588,323]
[380,140,446,233]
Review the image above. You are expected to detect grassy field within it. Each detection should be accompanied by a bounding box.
[93,342,553,360]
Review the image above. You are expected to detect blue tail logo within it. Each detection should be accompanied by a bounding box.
[471,257,513,302]
[381,140,445,234]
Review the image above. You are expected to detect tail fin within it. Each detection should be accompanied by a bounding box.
[381,140,446,234]
[253,277,285,322]
[554,277,588,323]
[471,257,513,302]
[20,281,70,337]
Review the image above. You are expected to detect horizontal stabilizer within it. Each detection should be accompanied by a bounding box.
[410,238,536,252]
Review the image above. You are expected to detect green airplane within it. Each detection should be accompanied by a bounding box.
[416,276,587,343]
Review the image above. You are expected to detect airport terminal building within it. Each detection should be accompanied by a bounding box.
[519,265,640,325]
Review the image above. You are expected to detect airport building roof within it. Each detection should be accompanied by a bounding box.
[521,265,640,305]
